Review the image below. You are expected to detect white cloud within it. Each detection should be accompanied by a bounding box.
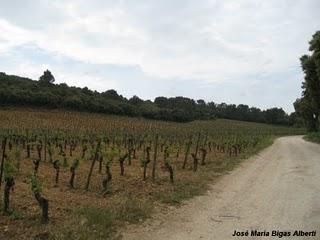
[0,0,319,112]
[0,19,34,52]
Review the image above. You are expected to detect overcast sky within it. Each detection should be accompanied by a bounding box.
[0,0,319,113]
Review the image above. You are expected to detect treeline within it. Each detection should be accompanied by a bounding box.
[0,71,295,125]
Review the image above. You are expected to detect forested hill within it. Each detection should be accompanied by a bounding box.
[0,71,295,125]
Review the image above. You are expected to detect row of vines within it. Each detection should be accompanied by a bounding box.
[0,110,305,226]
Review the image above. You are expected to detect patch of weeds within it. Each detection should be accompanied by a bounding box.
[304,132,320,144]
[155,190,184,205]
[51,225,121,240]
[112,192,153,223]
[50,228,74,240]
[154,180,205,205]
[51,206,119,240]
[1,208,17,218]
[74,206,114,228]
[52,194,152,239]
[9,210,24,220]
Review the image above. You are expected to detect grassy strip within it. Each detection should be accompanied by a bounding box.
[51,193,153,240]
[304,132,320,144]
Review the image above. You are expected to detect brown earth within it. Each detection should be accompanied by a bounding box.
[123,136,320,240]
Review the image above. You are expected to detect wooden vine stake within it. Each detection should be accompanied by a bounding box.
[86,141,101,191]
[182,135,192,169]
[30,175,49,224]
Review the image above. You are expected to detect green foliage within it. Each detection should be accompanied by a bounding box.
[155,180,205,205]
[39,70,55,84]
[29,175,42,194]
[4,160,16,179]
[53,195,154,238]
[139,146,147,167]
[166,145,178,157]
[112,193,152,223]
[74,207,114,228]
[71,158,80,169]
[48,144,54,159]
[53,206,118,240]
[13,145,22,171]
[264,108,289,125]
[88,146,95,160]
[9,210,24,220]
[0,71,294,125]
[295,31,320,132]
[139,157,146,167]
[101,147,117,164]
[62,153,68,168]
[304,132,320,144]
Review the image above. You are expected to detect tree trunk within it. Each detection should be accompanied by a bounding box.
[98,156,103,173]
[27,144,31,158]
[106,165,112,181]
[194,132,201,157]
[182,136,192,169]
[3,177,14,213]
[102,176,109,196]
[82,146,87,158]
[34,192,49,223]
[119,153,128,176]
[314,113,320,132]
[44,135,47,162]
[192,153,198,172]
[152,134,158,181]
[55,168,60,186]
[143,147,151,180]
[53,160,60,186]
[33,159,40,175]
[0,138,7,189]
[37,145,42,161]
[128,149,132,166]
[164,162,174,183]
[133,149,136,159]
[70,167,75,188]
[200,148,207,165]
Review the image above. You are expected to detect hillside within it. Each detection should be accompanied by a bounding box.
[0,72,295,125]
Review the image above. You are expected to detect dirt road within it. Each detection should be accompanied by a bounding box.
[123,136,320,240]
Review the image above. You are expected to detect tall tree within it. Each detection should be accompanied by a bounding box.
[39,70,55,84]
[295,31,320,132]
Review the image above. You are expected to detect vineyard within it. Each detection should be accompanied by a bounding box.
[0,108,305,239]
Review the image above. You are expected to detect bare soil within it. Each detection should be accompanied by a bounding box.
[123,136,320,240]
